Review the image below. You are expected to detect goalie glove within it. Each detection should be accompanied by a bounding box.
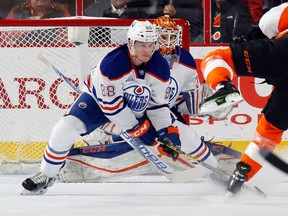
[157,126,181,160]
[207,105,234,120]
[182,82,213,117]
[183,82,236,119]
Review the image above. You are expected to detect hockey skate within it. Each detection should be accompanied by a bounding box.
[199,80,243,116]
[21,172,57,195]
[225,162,251,197]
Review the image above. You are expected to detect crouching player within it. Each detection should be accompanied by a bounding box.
[59,16,241,183]
[22,20,184,195]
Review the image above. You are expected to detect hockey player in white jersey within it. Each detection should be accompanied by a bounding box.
[21,20,184,195]
[58,16,240,183]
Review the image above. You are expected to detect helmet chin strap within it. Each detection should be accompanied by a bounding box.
[132,55,146,64]
[129,50,144,65]
[128,42,153,65]
[132,52,154,65]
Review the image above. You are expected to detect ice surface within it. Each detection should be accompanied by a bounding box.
[0,159,287,216]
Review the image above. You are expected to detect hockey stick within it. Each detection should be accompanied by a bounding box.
[119,132,178,178]
[163,142,267,198]
[37,53,195,182]
[260,149,288,174]
[37,52,82,94]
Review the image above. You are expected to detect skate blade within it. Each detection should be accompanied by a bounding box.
[21,188,48,196]
[200,94,243,115]
[224,191,235,201]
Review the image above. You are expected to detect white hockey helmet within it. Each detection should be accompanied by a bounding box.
[127,20,158,63]
[127,20,158,43]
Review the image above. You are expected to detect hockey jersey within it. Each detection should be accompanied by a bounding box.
[167,46,198,115]
[84,44,171,131]
[259,2,288,39]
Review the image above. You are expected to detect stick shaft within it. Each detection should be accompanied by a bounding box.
[37,53,82,94]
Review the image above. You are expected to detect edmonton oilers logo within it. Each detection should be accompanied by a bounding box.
[168,77,178,102]
[123,85,151,112]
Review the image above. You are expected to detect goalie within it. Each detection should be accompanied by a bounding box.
[59,16,241,183]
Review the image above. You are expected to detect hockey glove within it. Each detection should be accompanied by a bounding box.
[233,26,267,42]
[127,119,157,146]
[157,126,181,160]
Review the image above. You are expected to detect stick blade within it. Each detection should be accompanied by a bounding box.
[36,52,52,67]
[260,149,288,174]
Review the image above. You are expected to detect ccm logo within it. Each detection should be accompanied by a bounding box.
[244,50,252,73]
[130,121,149,138]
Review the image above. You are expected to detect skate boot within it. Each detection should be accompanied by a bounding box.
[226,162,251,195]
[21,172,57,195]
[199,80,243,116]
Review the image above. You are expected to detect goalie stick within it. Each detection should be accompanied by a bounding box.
[260,149,288,174]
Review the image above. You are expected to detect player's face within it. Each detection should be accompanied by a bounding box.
[133,41,156,63]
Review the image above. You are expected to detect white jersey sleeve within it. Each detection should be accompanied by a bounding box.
[259,3,288,39]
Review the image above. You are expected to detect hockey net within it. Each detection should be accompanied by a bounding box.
[0,17,190,174]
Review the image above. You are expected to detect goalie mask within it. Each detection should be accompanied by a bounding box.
[153,15,181,55]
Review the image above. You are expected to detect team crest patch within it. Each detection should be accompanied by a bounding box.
[123,84,151,113]
[168,77,179,102]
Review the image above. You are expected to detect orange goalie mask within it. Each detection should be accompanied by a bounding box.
[153,15,181,55]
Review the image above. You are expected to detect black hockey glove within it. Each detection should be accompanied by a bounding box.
[233,26,267,42]
[157,126,181,160]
